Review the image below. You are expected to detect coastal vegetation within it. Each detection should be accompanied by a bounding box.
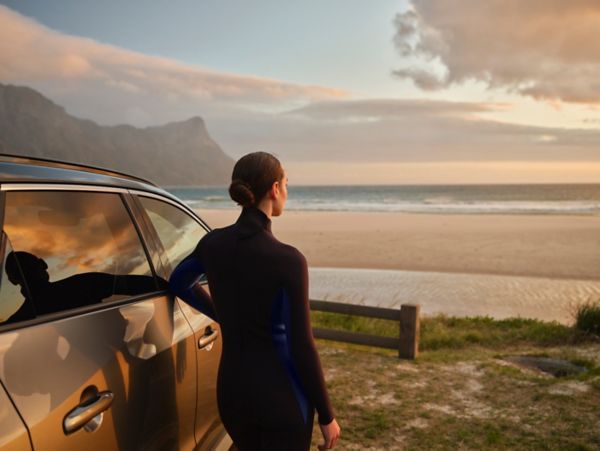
[576,300,600,336]
[311,311,597,351]
[311,311,600,449]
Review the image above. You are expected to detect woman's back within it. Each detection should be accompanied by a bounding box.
[188,206,332,449]
[198,207,297,349]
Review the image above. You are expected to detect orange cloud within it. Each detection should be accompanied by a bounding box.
[0,5,347,118]
[286,161,600,185]
[4,191,151,280]
[394,1,600,104]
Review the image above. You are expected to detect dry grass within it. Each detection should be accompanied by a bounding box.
[311,342,600,450]
[311,312,586,350]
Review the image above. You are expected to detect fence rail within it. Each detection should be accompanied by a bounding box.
[310,299,420,359]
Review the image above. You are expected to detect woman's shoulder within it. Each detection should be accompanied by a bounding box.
[269,237,307,267]
[206,223,238,240]
[192,224,235,256]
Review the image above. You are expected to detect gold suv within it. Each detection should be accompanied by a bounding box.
[0,155,229,450]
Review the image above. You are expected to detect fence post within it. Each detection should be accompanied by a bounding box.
[399,304,420,359]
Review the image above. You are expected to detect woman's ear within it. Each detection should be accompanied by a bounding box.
[270,180,280,199]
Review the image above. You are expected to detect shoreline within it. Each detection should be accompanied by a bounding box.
[193,206,600,217]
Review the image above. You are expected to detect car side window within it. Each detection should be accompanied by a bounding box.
[137,197,207,274]
[0,232,36,324]
[0,191,156,325]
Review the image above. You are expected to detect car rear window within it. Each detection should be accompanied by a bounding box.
[0,191,156,325]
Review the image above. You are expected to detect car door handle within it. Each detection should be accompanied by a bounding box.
[198,327,219,350]
[63,391,114,434]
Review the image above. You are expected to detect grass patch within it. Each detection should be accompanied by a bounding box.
[360,409,391,439]
[311,311,398,336]
[575,300,600,336]
[420,315,577,350]
[310,310,590,351]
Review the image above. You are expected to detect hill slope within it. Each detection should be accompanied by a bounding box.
[0,83,234,185]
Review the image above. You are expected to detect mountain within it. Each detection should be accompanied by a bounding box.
[0,83,234,186]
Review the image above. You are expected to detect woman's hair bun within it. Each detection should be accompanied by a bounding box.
[229,178,255,207]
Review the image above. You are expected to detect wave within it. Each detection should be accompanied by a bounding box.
[182,199,600,214]
[171,184,600,215]
[282,200,600,214]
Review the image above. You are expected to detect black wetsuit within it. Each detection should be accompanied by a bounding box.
[169,206,333,450]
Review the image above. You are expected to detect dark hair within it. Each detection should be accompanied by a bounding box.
[229,152,284,207]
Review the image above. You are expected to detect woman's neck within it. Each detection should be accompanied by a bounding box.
[256,199,273,219]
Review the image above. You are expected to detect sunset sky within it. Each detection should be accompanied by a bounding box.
[1,0,600,184]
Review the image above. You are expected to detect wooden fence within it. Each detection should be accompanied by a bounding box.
[309,300,420,359]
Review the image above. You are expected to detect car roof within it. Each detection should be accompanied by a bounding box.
[0,154,179,201]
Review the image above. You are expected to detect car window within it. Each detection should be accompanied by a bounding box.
[0,232,36,324]
[0,191,156,325]
[137,197,207,273]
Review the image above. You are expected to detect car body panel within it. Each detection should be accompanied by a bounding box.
[0,381,31,451]
[177,300,223,446]
[0,295,196,450]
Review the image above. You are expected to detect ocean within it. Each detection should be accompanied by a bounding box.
[166,184,600,215]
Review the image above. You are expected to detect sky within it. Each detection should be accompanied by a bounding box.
[1,0,600,184]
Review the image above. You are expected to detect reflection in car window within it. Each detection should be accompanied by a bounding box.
[0,233,36,323]
[0,191,156,324]
[138,197,206,273]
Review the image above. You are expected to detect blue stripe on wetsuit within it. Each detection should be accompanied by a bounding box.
[169,257,214,319]
[271,287,310,424]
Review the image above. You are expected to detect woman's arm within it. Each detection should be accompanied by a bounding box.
[169,257,217,321]
[286,249,335,425]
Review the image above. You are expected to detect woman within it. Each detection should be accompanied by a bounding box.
[170,152,340,450]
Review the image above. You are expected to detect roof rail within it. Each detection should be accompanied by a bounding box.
[0,153,158,187]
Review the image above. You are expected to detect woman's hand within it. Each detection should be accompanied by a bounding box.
[318,418,340,450]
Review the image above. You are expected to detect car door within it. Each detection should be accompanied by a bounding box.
[130,193,225,449]
[0,187,197,450]
[0,380,31,450]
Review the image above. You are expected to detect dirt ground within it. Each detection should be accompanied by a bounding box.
[310,342,600,450]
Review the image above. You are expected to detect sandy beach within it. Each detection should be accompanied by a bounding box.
[196,208,600,323]
[197,208,600,280]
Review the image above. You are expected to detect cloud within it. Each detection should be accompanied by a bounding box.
[284,161,600,185]
[207,99,600,165]
[393,1,600,103]
[0,5,346,126]
[286,98,506,120]
[4,191,150,278]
